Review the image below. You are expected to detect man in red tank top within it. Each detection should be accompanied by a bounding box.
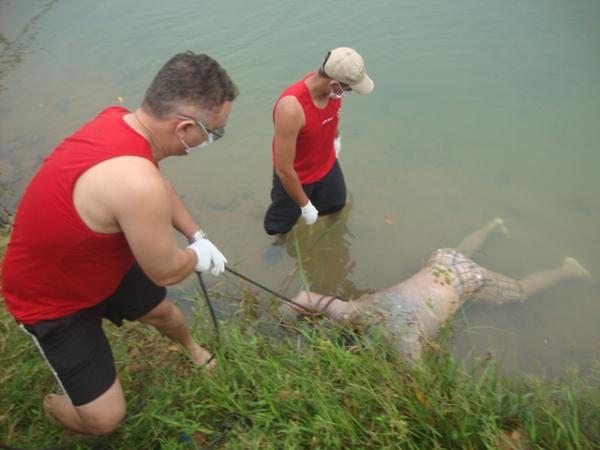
[1,52,238,436]
[264,47,374,235]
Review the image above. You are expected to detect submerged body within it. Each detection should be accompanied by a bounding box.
[287,218,591,360]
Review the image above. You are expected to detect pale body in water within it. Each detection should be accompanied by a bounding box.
[286,218,592,360]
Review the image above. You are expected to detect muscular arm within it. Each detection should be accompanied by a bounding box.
[162,177,199,240]
[273,96,309,207]
[117,162,196,285]
[75,157,197,286]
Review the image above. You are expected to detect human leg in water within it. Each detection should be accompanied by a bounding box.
[456,217,508,257]
[474,257,591,305]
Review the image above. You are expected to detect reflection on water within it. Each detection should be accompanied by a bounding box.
[268,194,372,302]
[0,0,599,377]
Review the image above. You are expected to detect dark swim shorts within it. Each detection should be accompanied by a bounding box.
[21,263,166,406]
[263,160,347,235]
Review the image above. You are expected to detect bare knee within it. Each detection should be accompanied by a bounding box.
[77,400,126,435]
[74,378,127,435]
[139,298,174,326]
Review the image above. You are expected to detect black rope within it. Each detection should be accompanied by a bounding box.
[224,267,313,313]
[181,270,253,450]
[193,266,316,367]
[195,272,218,367]
[196,272,220,342]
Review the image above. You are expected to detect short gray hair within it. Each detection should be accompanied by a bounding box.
[142,51,239,118]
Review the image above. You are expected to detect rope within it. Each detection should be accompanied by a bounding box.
[224,267,313,313]
[195,272,218,367]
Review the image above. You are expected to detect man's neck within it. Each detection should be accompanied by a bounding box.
[305,72,331,104]
[123,108,168,162]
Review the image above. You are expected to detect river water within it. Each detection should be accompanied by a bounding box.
[1,0,599,377]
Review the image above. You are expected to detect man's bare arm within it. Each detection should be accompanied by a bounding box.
[162,177,200,240]
[273,96,308,207]
[106,159,196,285]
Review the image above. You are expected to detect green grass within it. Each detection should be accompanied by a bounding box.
[1,227,600,449]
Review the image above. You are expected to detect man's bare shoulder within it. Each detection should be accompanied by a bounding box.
[276,95,302,116]
[274,96,303,130]
[85,156,161,191]
[100,157,166,203]
[74,156,168,232]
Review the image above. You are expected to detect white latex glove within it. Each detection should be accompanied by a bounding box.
[334,135,342,157]
[187,238,227,276]
[300,200,318,225]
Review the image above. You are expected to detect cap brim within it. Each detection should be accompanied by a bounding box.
[349,73,374,95]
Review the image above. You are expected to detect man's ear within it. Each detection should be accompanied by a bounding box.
[175,119,192,134]
[329,80,343,94]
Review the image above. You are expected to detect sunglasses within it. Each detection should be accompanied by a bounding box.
[177,115,225,141]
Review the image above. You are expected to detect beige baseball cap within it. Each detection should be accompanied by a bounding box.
[321,47,374,95]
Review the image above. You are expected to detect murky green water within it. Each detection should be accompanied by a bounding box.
[1,0,599,376]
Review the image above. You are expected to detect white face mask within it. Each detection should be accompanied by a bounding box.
[180,135,213,155]
[329,85,352,100]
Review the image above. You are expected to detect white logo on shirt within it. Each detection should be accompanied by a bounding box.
[322,117,334,125]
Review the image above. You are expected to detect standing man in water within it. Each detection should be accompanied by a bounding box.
[263,47,374,235]
[1,51,238,436]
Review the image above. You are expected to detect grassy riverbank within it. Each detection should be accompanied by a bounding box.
[1,228,599,449]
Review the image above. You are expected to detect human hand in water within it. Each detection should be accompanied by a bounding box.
[300,200,318,225]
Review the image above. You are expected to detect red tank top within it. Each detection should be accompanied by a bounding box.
[1,106,155,324]
[272,73,340,184]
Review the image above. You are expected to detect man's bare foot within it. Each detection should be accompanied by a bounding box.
[278,298,311,320]
[187,342,216,369]
[491,217,509,236]
[562,257,592,280]
[43,394,60,426]
[279,303,301,321]
[278,292,321,320]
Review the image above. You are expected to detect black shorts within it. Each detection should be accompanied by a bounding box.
[263,160,347,235]
[21,263,166,406]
